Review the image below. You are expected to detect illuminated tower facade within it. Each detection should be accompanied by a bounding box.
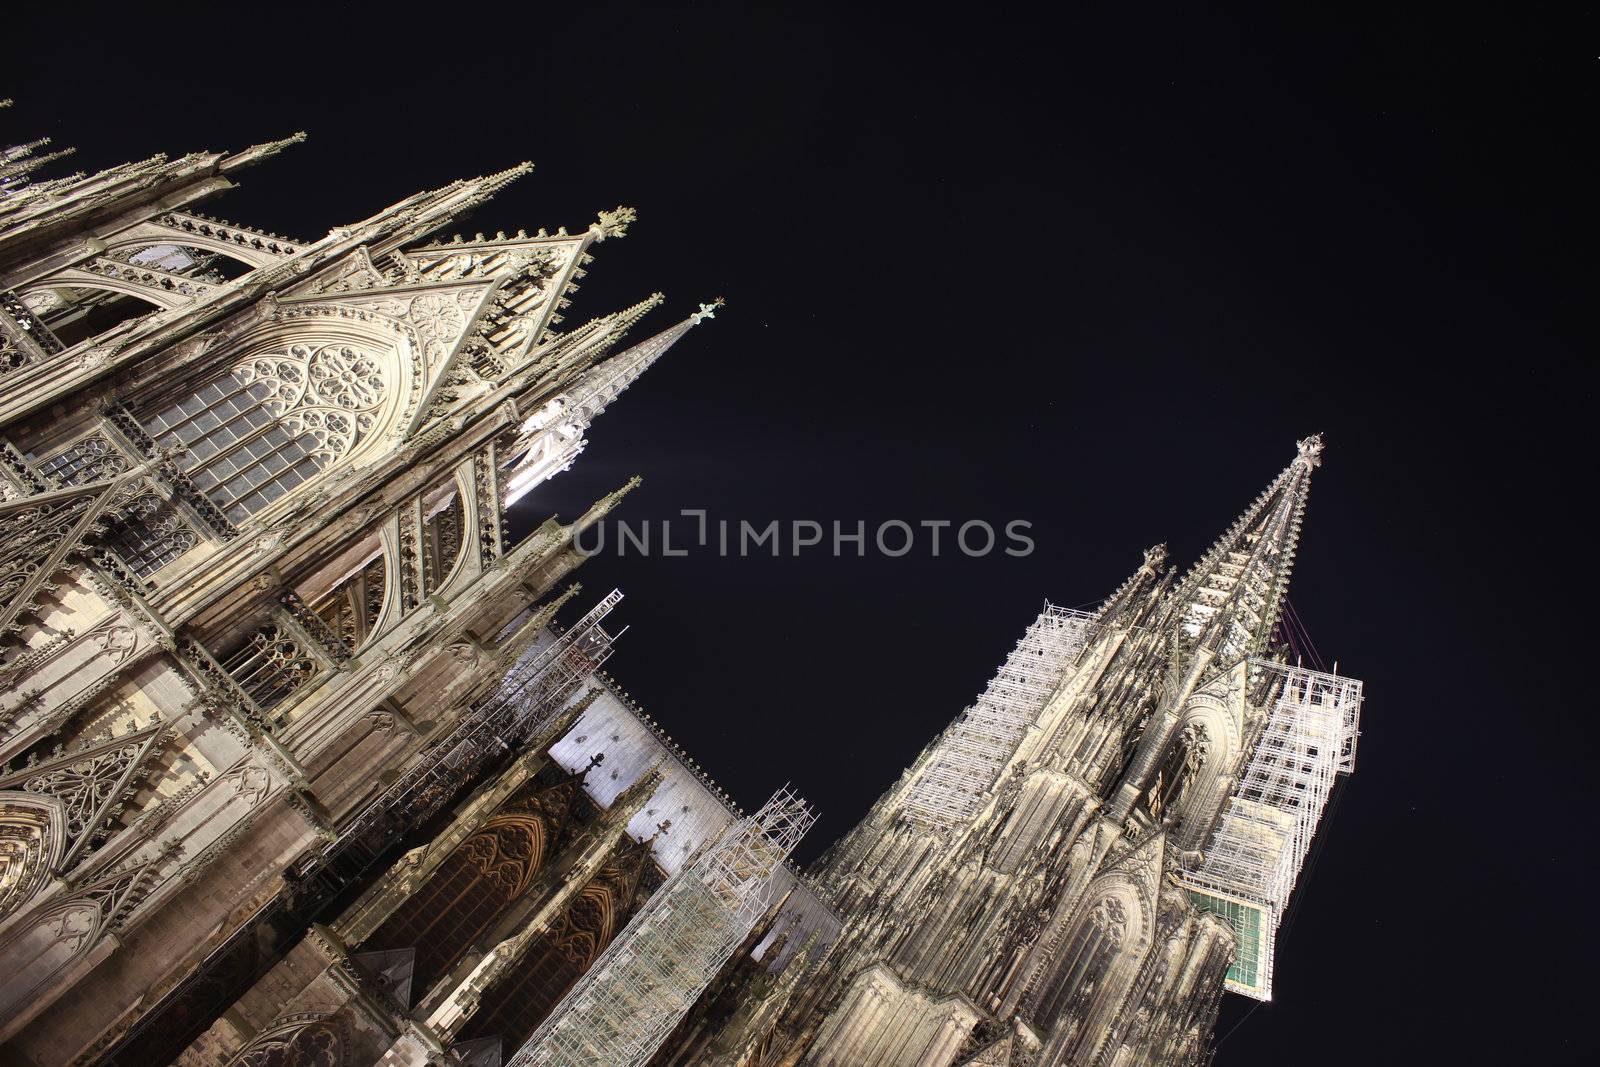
[730,438,1364,1067]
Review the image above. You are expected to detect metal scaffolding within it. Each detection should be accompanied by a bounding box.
[330,589,625,856]
[903,603,1095,827]
[508,786,816,1067]
[1183,660,1362,1000]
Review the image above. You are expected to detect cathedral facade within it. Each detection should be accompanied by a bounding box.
[0,119,1361,1067]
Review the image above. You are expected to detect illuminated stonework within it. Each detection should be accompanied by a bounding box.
[725,438,1363,1067]
[0,120,818,1067]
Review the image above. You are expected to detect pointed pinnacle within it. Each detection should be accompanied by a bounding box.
[223,131,308,170]
[619,292,666,326]
[0,146,76,179]
[594,293,666,346]
[481,161,534,194]
[573,475,643,531]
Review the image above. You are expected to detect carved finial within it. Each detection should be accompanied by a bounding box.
[1141,543,1168,573]
[1295,433,1325,470]
[690,296,726,325]
[592,205,638,241]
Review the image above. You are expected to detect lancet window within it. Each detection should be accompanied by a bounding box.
[1148,722,1210,823]
[421,482,465,596]
[220,624,318,714]
[35,435,130,486]
[100,494,200,579]
[310,553,387,654]
[231,1019,341,1067]
[364,803,555,994]
[459,882,623,1048]
[1035,896,1130,1036]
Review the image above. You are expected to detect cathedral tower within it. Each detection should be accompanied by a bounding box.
[741,437,1363,1067]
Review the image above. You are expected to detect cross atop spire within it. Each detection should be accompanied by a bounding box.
[690,296,726,325]
[1295,432,1325,469]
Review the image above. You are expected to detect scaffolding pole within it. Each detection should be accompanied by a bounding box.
[509,786,816,1067]
[326,589,625,859]
[1183,659,1362,1000]
[903,603,1095,827]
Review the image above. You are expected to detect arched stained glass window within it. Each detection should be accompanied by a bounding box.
[364,810,549,994]
[142,342,389,524]
[459,876,632,1048]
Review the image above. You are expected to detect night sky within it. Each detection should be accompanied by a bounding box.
[9,4,1592,1064]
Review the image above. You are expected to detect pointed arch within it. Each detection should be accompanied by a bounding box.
[0,792,65,922]
[421,470,471,598]
[1166,690,1241,848]
[1031,877,1149,1045]
[14,284,160,348]
[0,723,167,872]
[299,530,394,654]
[228,1013,343,1067]
[458,842,651,1050]
[104,239,260,278]
[363,808,552,994]
[0,856,161,1030]
[135,318,414,525]
[459,881,621,1048]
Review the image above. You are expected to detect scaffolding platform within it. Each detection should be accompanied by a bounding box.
[1182,660,1362,1000]
[509,787,815,1067]
[903,603,1095,827]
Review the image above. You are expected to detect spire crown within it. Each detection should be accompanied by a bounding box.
[1295,433,1325,470]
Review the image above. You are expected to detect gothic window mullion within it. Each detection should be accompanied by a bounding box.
[101,404,238,540]
[272,599,347,669]
[137,341,389,525]
[218,622,319,717]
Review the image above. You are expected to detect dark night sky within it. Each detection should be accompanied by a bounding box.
[9,3,1593,1063]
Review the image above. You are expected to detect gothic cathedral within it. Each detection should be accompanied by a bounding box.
[0,119,1362,1067]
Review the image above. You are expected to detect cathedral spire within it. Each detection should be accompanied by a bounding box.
[1167,434,1323,665]
[565,300,717,423]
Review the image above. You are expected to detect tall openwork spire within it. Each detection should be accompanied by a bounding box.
[502,301,714,508]
[1167,434,1323,665]
[565,299,719,423]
